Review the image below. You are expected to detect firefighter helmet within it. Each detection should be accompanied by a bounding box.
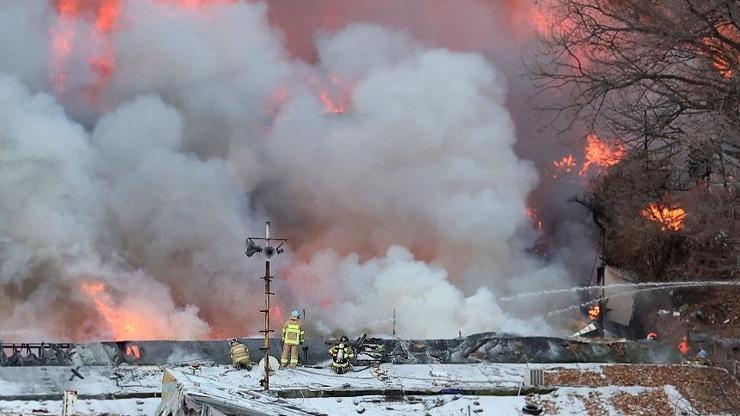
[291,310,300,319]
[230,338,238,344]
[339,336,349,344]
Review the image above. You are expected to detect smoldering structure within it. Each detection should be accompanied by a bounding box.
[0,334,679,367]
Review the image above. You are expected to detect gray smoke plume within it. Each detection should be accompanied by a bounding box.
[0,0,582,341]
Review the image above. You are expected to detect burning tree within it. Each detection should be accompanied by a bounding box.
[532,0,739,163]
[532,0,739,280]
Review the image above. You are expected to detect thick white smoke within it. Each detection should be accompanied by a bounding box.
[286,246,555,338]
[0,76,210,340]
[0,0,575,341]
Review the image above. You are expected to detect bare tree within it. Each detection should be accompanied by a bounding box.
[531,0,739,177]
[531,0,739,280]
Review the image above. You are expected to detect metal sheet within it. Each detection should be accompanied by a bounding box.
[603,266,637,326]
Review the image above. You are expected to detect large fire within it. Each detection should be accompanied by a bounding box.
[578,133,626,176]
[550,135,624,179]
[81,281,162,341]
[50,0,121,98]
[640,203,686,231]
[49,0,234,99]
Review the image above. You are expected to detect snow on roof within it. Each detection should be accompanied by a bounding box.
[0,398,160,416]
[0,362,716,415]
[156,364,703,415]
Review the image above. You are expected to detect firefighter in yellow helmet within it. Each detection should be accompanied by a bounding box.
[229,338,252,370]
[281,310,305,368]
[329,335,354,374]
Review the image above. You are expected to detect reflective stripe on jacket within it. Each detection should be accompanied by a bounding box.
[230,343,250,365]
[329,345,354,367]
[282,318,304,345]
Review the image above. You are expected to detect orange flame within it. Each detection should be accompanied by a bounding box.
[81,281,162,341]
[50,1,80,92]
[701,25,738,79]
[95,0,121,32]
[125,344,141,359]
[588,304,601,321]
[309,73,350,114]
[319,91,346,114]
[578,133,626,176]
[552,154,577,178]
[49,0,121,99]
[50,0,235,99]
[640,203,686,231]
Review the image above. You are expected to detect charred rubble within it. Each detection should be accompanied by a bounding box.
[1,332,681,367]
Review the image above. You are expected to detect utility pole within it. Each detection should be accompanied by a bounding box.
[262,241,272,390]
[245,221,286,391]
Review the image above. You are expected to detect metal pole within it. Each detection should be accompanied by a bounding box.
[261,221,272,390]
[263,259,271,389]
[247,220,286,391]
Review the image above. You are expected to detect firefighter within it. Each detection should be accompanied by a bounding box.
[229,338,252,370]
[281,310,304,368]
[678,336,691,356]
[329,335,354,374]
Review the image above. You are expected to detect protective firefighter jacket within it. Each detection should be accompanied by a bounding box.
[329,344,354,368]
[282,317,304,345]
[230,342,251,367]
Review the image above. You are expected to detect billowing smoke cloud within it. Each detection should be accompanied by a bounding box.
[0,0,581,342]
[0,76,211,340]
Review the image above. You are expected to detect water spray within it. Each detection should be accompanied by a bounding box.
[499,280,740,303]
[524,282,740,321]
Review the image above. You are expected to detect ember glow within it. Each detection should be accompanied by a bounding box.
[578,133,626,176]
[702,25,739,80]
[526,207,544,231]
[713,56,735,79]
[312,74,350,114]
[640,203,686,231]
[552,154,576,177]
[319,90,346,114]
[587,304,600,321]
